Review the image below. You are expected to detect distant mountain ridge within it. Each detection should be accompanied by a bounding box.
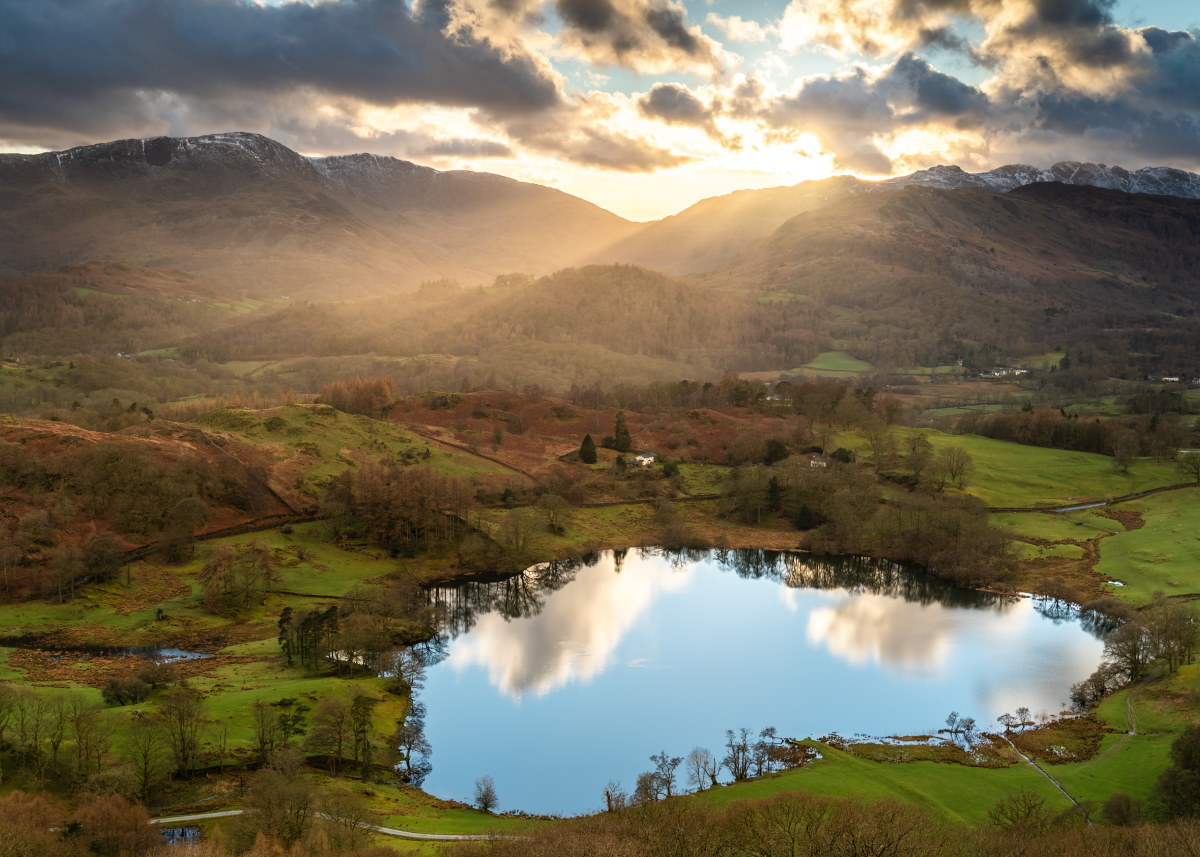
[592,160,1200,273]
[3,130,1200,296]
[877,161,1200,198]
[0,132,636,296]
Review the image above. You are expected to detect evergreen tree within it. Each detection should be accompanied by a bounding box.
[579,434,598,464]
[613,411,632,453]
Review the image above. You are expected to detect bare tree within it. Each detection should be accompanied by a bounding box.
[318,786,373,853]
[394,701,432,786]
[235,749,315,847]
[122,714,173,802]
[685,747,717,792]
[1111,431,1140,474]
[942,448,974,488]
[632,771,664,805]
[723,728,752,781]
[251,699,280,764]
[1178,453,1200,485]
[1105,621,1153,681]
[69,697,114,782]
[303,696,352,774]
[474,775,499,812]
[649,750,682,797]
[157,687,204,777]
[602,780,628,811]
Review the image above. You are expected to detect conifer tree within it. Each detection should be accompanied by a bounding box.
[579,434,597,464]
[613,411,632,453]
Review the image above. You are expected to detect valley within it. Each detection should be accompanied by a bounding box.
[1,132,1199,855]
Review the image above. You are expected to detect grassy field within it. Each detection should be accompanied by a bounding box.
[3,394,1198,842]
[799,351,875,373]
[201,403,516,494]
[840,427,1183,508]
[1010,542,1086,561]
[691,742,1073,825]
[1095,488,1200,600]
[989,509,1124,543]
[1047,662,1200,805]
[676,463,728,495]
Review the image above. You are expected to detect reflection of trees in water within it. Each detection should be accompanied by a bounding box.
[428,549,1019,636]
[428,559,581,636]
[717,550,1012,611]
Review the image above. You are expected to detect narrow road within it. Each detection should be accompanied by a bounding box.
[149,808,523,841]
[987,481,1195,513]
[999,734,1091,824]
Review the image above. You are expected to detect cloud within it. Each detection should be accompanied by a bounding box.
[268,114,514,160]
[768,0,1200,172]
[637,82,723,141]
[806,594,958,674]
[743,54,991,173]
[551,0,721,72]
[504,110,695,171]
[0,0,562,147]
[706,13,769,43]
[444,550,694,698]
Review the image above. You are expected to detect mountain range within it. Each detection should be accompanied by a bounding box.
[0,132,635,296]
[3,132,1200,295]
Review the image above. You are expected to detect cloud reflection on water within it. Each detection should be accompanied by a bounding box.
[806,593,964,676]
[444,553,695,699]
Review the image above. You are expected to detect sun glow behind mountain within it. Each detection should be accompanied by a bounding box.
[1,0,1198,221]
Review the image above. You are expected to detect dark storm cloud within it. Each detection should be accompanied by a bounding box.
[888,54,991,123]
[1135,29,1200,110]
[750,54,992,172]
[551,0,718,71]
[760,68,897,173]
[0,0,562,142]
[778,0,1200,171]
[1025,90,1200,161]
[638,84,715,130]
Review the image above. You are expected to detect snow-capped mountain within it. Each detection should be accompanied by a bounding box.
[878,162,1200,199]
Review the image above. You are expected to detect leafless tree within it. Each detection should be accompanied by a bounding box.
[649,750,682,797]
[685,747,718,792]
[475,775,499,812]
[723,728,752,781]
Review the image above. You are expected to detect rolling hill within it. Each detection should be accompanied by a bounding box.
[0,133,637,298]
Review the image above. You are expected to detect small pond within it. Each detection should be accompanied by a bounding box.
[421,549,1105,816]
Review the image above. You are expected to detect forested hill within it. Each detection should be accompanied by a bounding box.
[704,182,1200,373]
[175,266,829,387]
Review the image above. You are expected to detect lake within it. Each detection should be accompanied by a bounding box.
[420,549,1105,816]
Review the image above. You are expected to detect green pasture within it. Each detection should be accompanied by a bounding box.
[896,365,963,376]
[989,510,1124,543]
[1053,661,1200,803]
[200,403,513,488]
[691,742,1071,826]
[1051,732,1173,805]
[676,463,728,495]
[800,351,875,373]
[0,524,400,650]
[1010,542,1086,561]
[1062,396,1128,417]
[923,403,1008,417]
[842,428,1183,508]
[1095,488,1200,601]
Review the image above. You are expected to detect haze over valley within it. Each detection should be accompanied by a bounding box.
[2,0,1200,854]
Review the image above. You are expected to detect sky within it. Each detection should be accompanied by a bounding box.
[1,0,1198,220]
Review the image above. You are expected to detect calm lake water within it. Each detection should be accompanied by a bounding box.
[420,549,1105,816]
